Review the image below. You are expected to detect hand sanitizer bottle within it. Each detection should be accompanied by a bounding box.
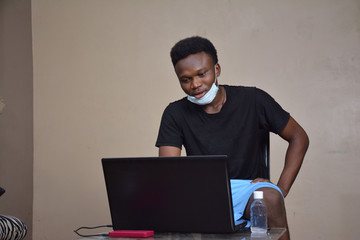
[250,191,267,234]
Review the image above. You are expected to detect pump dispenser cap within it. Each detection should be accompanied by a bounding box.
[253,191,263,199]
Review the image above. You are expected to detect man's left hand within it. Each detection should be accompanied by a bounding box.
[251,178,272,184]
[251,178,288,197]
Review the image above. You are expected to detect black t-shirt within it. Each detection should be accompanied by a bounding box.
[156,85,290,179]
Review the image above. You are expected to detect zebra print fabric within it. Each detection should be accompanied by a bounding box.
[0,215,27,240]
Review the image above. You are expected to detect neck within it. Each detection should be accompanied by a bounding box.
[202,85,226,114]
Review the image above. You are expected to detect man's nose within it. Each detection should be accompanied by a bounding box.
[191,77,202,89]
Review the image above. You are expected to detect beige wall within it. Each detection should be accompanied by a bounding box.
[0,1,33,239]
[31,0,360,239]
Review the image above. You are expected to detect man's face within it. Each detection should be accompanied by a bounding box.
[174,52,219,99]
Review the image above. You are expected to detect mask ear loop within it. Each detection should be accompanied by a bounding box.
[214,65,218,85]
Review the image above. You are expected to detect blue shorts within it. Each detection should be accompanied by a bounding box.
[230,179,284,225]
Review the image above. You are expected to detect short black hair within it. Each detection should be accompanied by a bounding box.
[170,36,218,67]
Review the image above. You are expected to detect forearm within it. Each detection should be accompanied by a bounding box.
[277,117,309,197]
[159,146,181,156]
[277,142,308,196]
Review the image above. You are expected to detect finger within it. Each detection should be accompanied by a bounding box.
[251,178,263,183]
[251,178,271,184]
[277,185,289,198]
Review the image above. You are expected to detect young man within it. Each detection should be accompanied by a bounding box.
[155,36,309,240]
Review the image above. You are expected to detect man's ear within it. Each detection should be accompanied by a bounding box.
[215,63,221,77]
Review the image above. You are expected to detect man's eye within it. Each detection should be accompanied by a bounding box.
[198,71,207,77]
[180,78,190,83]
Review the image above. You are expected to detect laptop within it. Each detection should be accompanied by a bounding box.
[102,155,246,233]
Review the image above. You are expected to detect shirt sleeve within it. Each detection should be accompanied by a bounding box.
[255,88,290,134]
[155,104,183,149]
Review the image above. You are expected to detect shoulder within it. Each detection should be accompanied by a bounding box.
[225,85,274,101]
[223,85,254,91]
[223,85,257,95]
[223,85,283,111]
[161,97,189,120]
[253,87,279,104]
[223,85,258,103]
[165,97,188,112]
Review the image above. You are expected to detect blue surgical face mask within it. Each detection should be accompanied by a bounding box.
[187,66,219,105]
